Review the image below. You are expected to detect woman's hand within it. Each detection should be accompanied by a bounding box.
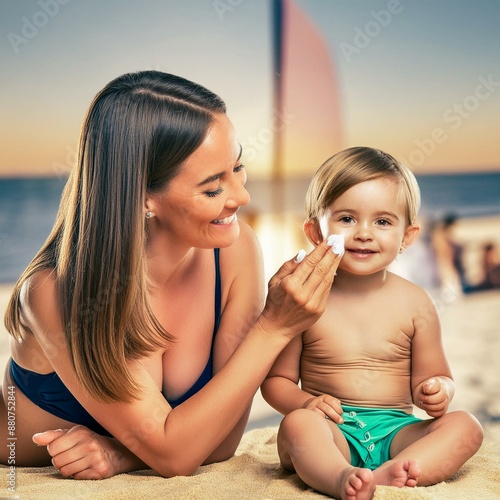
[32,426,145,479]
[302,394,345,424]
[259,239,341,339]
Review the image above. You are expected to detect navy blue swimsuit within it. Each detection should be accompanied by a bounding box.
[9,249,222,436]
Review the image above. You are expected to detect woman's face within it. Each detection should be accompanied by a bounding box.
[147,113,250,250]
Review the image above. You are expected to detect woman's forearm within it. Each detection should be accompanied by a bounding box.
[203,405,251,464]
[114,324,286,476]
[155,323,291,476]
[109,437,149,474]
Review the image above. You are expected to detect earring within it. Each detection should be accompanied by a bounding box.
[145,211,153,219]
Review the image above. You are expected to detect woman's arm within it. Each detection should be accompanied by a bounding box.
[204,223,264,463]
[25,238,341,478]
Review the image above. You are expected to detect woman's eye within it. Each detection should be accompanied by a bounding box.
[205,187,223,198]
[234,163,245,173]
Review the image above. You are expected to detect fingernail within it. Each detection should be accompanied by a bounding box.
[294,249,306,263]
[326,234,344,255]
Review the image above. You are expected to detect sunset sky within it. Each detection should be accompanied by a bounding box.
[1,0,499,178]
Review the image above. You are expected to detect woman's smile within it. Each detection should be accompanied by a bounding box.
[211,213,237,226]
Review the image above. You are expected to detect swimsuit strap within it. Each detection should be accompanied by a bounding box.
[213,247,222,336]
[166,248,222,407]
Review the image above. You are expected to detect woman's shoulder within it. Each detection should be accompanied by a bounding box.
[220,220,262,264]
[236,219,261,248]
[218,221,264,296]
[22,268,57,300]
[20,268,59,330]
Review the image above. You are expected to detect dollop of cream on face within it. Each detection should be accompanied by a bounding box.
[327,234,344,255]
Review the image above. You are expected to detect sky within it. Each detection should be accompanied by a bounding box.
[1,0,499,178]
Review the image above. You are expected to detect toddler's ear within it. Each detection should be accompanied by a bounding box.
[303,218,323,247]
[402,223,420,249]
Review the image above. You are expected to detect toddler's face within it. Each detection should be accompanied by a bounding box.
[317,177,417,276]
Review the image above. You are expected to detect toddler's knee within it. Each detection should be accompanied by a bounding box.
[279,408,322,437]
[450,410,484,448]
[463,411,483,444]
[453,410,482,429]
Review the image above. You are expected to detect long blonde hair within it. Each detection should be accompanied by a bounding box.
[5,71,227,402]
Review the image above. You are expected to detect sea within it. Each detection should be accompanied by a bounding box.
[1,172,500,284]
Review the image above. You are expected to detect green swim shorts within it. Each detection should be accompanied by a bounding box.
[337,405,423,470]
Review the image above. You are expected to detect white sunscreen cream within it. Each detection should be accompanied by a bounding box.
[327,234,344,255]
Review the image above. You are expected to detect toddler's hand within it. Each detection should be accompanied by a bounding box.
[418,377,450,418]
[302,394,344,424]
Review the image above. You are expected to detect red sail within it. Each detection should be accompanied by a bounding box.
[273,0,343,183]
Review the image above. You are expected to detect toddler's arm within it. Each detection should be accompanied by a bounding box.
[261,335,344,423]
[410,288,455,418]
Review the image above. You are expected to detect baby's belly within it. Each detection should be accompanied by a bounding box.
[300,361,413,412]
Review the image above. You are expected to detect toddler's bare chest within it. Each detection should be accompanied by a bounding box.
[303,307,414,367]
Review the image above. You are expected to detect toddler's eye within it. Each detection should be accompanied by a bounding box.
[377,219,391,226]
[340,216,354,224]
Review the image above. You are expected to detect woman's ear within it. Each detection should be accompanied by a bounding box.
[303,218,324,247]
[144,194,156,219]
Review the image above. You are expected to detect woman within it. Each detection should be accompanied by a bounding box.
[1,71,341,479]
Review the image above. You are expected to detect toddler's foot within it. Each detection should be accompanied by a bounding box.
[337,467,375,500]
[373,459,421,488]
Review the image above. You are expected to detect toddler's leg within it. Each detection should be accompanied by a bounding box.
[379,410,483,486]
[277,409,374,500]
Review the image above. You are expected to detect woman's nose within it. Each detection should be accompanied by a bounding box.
[226,178,250,208]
